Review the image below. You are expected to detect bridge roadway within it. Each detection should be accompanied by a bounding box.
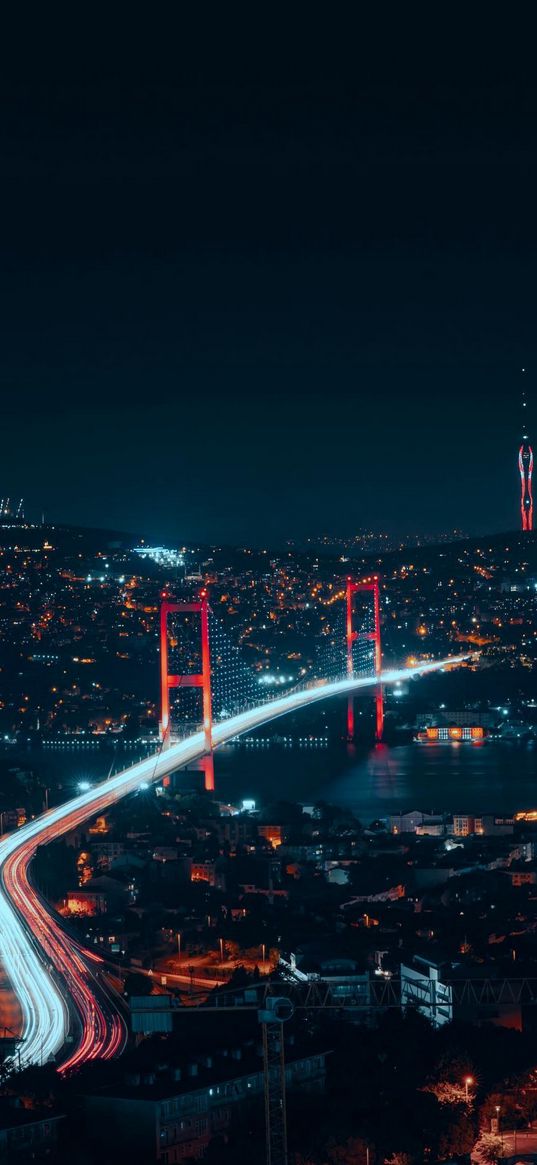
[0,658,470,1071]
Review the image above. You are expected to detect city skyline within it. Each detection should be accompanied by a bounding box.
[4,17,537,1164]
[3,373,534,545]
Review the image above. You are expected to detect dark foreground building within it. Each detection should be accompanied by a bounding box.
[0,1099,64,1162]
[82,1037,327,1163]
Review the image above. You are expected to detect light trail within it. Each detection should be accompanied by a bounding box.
[0,656,471,1069]
[3,845,127,1072]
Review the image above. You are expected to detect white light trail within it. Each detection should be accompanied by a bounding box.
[0,655,471,1068]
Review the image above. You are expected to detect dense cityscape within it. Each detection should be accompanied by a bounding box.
[3,20,537,1165]
[0,516,536,744]
[0,507,537,1162]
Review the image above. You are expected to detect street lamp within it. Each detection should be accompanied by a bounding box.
[176,933,181,961]
[464,1075,474,1101]
[495,1105,503,1152]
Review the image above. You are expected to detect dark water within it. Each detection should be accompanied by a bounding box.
[2,738,537,827]
[216,739,537,823]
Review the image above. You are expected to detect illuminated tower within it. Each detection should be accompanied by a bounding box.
[159,590,214,790]
[519,387,533,531]
[346,576,383,742]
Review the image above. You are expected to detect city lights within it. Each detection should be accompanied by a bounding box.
[0,654,467,1070]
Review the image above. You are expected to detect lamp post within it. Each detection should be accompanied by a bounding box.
[464,1075,474,1102]
[176,933,181,962]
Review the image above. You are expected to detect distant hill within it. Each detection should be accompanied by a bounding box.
[0,521,140,553]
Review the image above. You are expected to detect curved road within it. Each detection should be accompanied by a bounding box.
[0,658,470,1070]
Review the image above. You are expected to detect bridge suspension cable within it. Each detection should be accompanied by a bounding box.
[159,578,385,780]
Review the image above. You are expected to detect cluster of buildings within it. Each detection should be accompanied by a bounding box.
[0,515,536,740]
[0,1014,327,1163]
[7,779,537,1161]
[45,781,537,1028]
[1,515,537,1159]
[82,1021,327,1163]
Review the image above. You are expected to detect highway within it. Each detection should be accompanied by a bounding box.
[0,656,470,1071]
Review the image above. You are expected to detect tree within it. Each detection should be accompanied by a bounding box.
[327,1136,372,1163]
[437,1106,477,1158]
[4,1062,65,1108]
[478,1133,503,1164]
[431,1045,475,1086]
[123,971,153,997]
[225,964,251,988]
[424,1080,469,1106]
[32,839,78,901]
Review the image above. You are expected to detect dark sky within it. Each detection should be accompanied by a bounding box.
[2,16,537,544]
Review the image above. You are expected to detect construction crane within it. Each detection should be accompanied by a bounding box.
[129,971,537,1164]
[258,996,294,1165]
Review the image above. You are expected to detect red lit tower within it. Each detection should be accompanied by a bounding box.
[346,576,383,742]
[160,590,214,790]
[519,387,533,531]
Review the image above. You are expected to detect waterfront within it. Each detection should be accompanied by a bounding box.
[2,736,537,828]
[218,738,537,823]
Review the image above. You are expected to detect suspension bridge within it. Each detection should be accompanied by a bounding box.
[0,579,471,1071]
[160,577,385,789]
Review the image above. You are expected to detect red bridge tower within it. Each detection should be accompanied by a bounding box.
[346,576,383,742]
[159,590,214,790]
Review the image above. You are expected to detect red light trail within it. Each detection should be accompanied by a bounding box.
[1,804,127,1072]
[0,655,472,1072]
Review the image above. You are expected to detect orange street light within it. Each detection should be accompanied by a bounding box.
[464,1075,474,1101]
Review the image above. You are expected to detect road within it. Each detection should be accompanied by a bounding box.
[2,842,127,1071]
[0,656,471,1070]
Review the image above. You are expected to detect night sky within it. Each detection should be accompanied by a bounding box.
[2,19,537,544]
